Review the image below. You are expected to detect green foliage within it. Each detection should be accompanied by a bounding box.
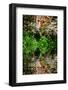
[23,32,38,56]
[23,31,57,57]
